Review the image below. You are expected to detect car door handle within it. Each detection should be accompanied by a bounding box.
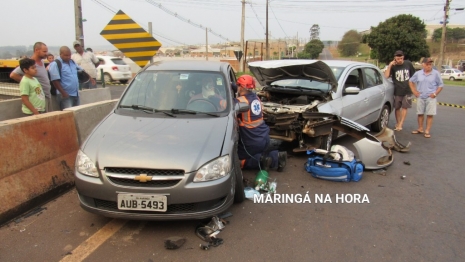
[364,98,369,102]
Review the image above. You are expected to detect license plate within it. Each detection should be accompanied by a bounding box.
[117,194,167,212]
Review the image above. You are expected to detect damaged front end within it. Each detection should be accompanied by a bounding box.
[257,90,334,150]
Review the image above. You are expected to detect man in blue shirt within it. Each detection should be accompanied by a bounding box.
[409,57,443,138]
[49,46,82,110]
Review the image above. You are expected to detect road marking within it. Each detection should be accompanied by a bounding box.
[412,99,465,109]
[60,219,127,262]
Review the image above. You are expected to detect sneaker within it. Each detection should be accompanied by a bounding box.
[259,156,272,172]
[277,151,287,172]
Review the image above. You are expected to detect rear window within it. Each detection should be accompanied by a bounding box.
[111,58,126,65]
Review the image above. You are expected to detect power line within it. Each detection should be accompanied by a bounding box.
[144,0,231,41]
[269,2,288,38]
[91,0,187,46]
[248,2,266,34]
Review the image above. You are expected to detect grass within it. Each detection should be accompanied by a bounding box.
[443,79,465,86]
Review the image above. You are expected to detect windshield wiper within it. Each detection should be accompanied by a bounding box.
[120,105,176,117]
[170,108,220,117]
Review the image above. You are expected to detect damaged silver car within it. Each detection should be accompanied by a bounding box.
[248,60,394,151]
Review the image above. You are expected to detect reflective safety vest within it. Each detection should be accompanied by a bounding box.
[237,94,264,129]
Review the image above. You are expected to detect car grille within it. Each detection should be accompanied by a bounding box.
[105,168,184,188]
[107,177,181,187]
[93,197,226,214]
[106,168,184,176]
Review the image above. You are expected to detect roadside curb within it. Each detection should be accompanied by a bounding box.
[412,99,465,109]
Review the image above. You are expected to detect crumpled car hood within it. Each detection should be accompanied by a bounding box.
[82,113,229,173]
[248,60,338,92]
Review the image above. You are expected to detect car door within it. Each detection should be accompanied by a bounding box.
[337,68,369,125]
[361,67,385,124]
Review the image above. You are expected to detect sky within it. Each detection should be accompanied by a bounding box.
[1,0,464,49]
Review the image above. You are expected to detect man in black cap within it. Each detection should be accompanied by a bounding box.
[384,50,416,131]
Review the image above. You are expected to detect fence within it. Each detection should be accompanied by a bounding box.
[0,72,20,100]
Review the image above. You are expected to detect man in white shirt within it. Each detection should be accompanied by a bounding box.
[71,40,99,89]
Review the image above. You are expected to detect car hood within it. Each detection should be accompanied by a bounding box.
[83,113,229,173]
[248,60,338,92]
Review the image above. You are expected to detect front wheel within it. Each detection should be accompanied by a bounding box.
[449,77,455,81]
[103,73,113,83]
[233,157,245,203]
[371,104,390,132]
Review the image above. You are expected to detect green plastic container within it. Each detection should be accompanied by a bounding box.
[254,170,269,190]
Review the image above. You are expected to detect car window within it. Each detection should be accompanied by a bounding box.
[453,69,461,73]
[111,58,126,65]
[363,68,383,88]
[119,71,228,113]
[98,58,105,65]
[344,69,363,90]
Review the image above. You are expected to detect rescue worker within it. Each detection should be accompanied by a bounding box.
[235,75,287,172]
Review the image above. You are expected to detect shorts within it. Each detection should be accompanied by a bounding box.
[394,95,412,110]
[416,97,436,115]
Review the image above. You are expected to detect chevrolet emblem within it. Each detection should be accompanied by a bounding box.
[134,174,152,182]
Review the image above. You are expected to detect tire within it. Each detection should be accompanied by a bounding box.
[371,104,390,132]
[449,77,455,81]
[233,156,245,203]
[103,73,113,83]
[119,80,128,84]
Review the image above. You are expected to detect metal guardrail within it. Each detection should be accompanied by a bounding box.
[0,72,20,100]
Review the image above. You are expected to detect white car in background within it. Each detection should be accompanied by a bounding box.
[96,55,132,84]
[440,69,464,81]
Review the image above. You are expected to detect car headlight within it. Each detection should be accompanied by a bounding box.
[194,155,231,182]
[76,150,99,177]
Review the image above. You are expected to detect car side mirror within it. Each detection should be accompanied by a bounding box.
[235,102,250,113]
[343,87,360,95]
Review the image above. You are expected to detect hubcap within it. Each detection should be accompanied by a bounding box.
[381,108,389,128]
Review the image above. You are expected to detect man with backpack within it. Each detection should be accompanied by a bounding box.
[49,46,94,110]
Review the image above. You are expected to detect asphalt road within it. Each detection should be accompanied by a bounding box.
[1,84,464,261]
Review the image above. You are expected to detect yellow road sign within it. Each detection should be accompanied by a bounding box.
[100,10,162,67]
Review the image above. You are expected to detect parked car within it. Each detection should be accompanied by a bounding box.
[248,59,394,151]
[75,60,248,220]
[96,55,132,84]
[440,69,464,81]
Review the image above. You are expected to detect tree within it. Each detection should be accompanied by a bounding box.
[433,27,465,43]
[432,27,454,42]
[304,39,324,59]
[338,30,361,56]
[364,14,429,63]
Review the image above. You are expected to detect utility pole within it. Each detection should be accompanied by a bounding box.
[206,28,208,61]
[240,0,245,72]
[438,0,451,67]
[149,22,153,63]
[265,0,269,60]
[74,0,84,47]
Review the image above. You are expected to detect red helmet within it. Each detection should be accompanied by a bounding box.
[237,75,255,89]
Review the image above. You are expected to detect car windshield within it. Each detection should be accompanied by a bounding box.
[119,71,229,113]
[111,58,126,65]
[453,69,461,73]
[270,66,344,91]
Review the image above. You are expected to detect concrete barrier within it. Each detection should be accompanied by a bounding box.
[0,87,112,121]
[64,99,118,145]
[0,111,79,225]
[0,99,119,225]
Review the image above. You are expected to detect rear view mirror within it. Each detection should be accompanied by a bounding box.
[343,87,360,95]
